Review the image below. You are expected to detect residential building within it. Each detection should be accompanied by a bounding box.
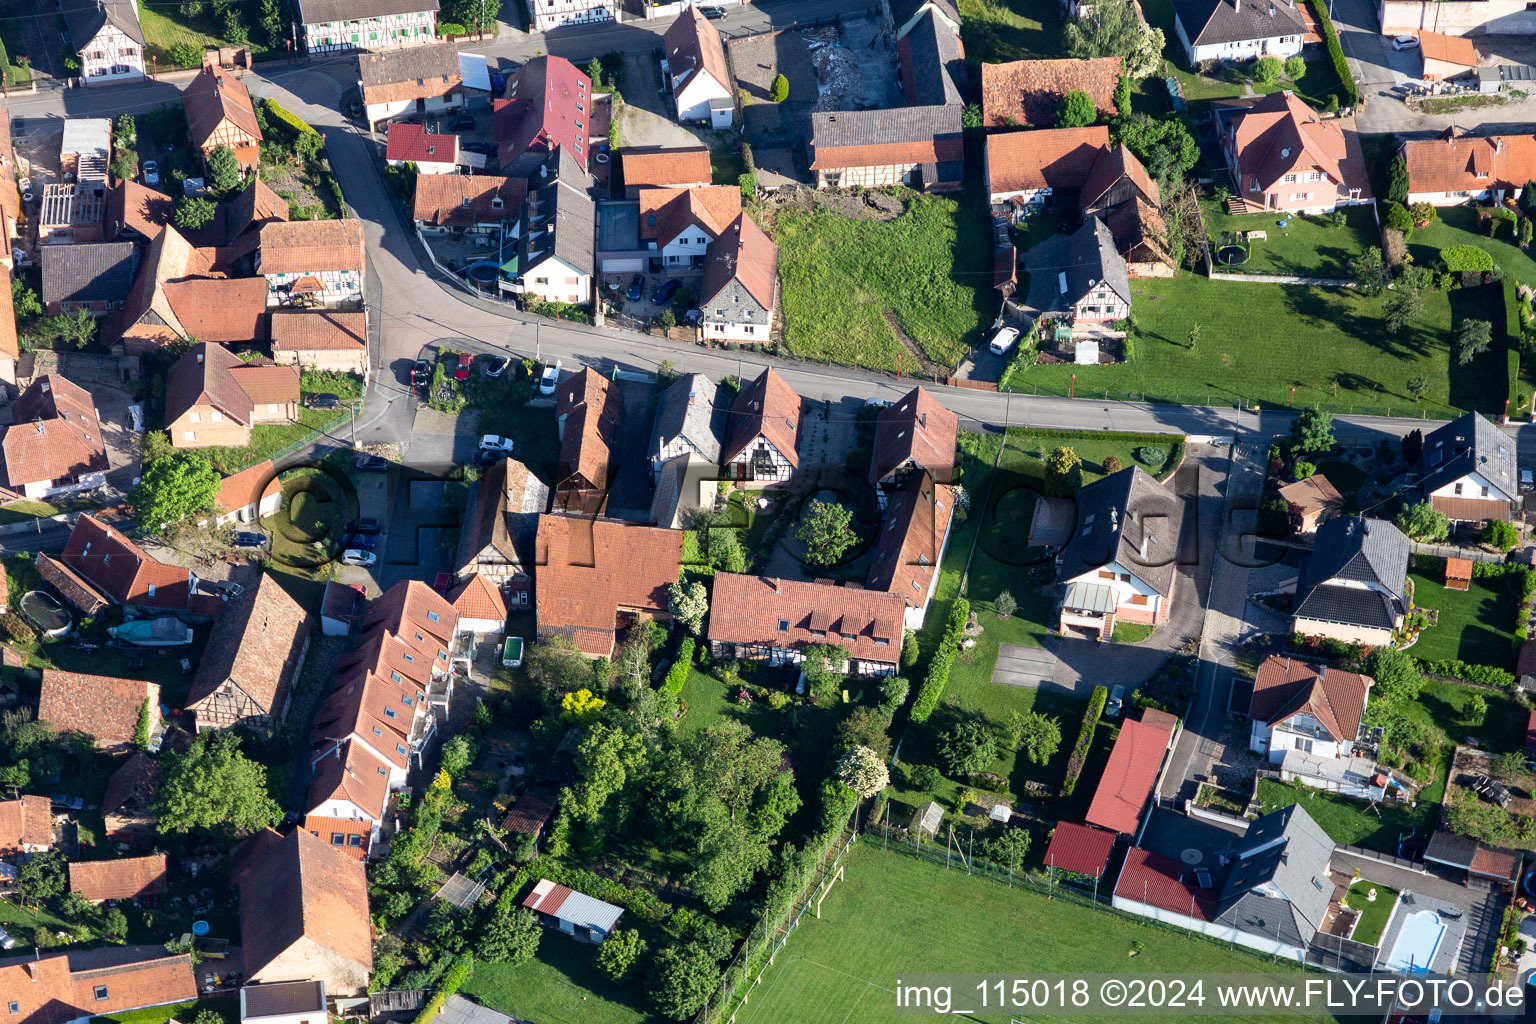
[887,0,964,37]
[166,343,300,449]
[1419,31,1479,80]
[269,311,369,376]
[985,125,1111,212]
[722,367,800,484]
[185,572,312,733]
[61,0,145,85]
[103,752,161,845]
[1248,655,1372,763]
[662,7,734,126]
[359,41,464,127]
[506,147,594,306]
[638,186,740,269]
[0,795,54,859]
[258,219,366,307]
[69,852,168,903]
[37,670,160,753]
[697,213,777,344]
[114,226,269,353]
[708,574,906,675]
[866,473,955,629]
[183,66,263,173]
[413,173,525,238]
[531,0,615,31]
[1086,709,1178,839]
[40,240,137,315]
[1279,474,1344,533]
[1216,91,1368,214]
[494,56,592,176]
[650,451,717,529]
[1030,217,1133,325]
[869,385,959,501]
[231,827,372,997]
[1081,143,1172,274]
[0,375,109,500]
[1171,0,1306,65]
[1292,516,1410,646]
[294,0,439,54]
[448,573,507,634]
[241,981,328,1024]
[203,460,282,527]
[0,946,195,1024]
[980,57,1122,128]
[554,366,621,514]
[501,785,558,846]
[304,738,393,858]
[650,372,722,476]
[47,513,224,620]
[38,182,106,244]
[809,106,964,191]
[620,146,712,195]
[1400,128,1536,206]
[452,456,549,603]
[535,515,682,657]
[1418,410,1519,522]
[60,118,111,186]
[897,8,967,108]
[1055,466,1181,640]
[386,122,460,174]
[320,580,366,637]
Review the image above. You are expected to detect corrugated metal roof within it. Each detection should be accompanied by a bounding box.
[1042,821,1116,877]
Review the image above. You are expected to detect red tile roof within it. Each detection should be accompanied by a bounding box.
[555,367,621,504]
[0,254,16,360]
[985,126,1110,196]
[1400,131,1536,197]
[621,146,712,190]
[724,367,800,468]
[1419,30,1477,68]
[186,571,311,728]
[37,670,157,751]
[501,785,558,836]
[61,514,194,611]
[386,121,459,164]
[638,185,741,247]
[981,57,1122,128]
[412,173,525,227]
[708,574,906,665]
[259,219,365,275]
[1042,821,1117,877]
[0,794,52,857]
[866,476,954,612]
[1114,846,1219,920]
[301,815,372,860]
[870,385,958,486]
[306,737,392,822]
[269,310,367,352]
[0,946,196,1024]
[1223,91,1347,195]
[183,66,262,152]
[161,277,269,343]
[663,6,731,97]
[69,852,169,902]
[700,213,778,313]
[1248,656,1371,746]
[216,459,281,517]
[448,572,507,623]
[535,515,682,656]
[1084,715,1175,835]
[1,374,108,490]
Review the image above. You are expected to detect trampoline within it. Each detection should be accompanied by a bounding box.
[1523,869,1536,901]
[1215,243,1251,267]
[20,591,71,637]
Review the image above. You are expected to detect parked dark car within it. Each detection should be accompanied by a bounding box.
[412,358,431,381]
[449,114,475,131]
[699,4,726,18]
[305,393,340,409]
[355,454,391,472]
[345,533,378,550]
[234,532,265,547]
[347,517,381,534]
[626,274,645,302]
[651,279,682,305]
[462,141,496,156]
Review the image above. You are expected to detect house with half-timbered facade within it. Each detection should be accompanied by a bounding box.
[62,0,145,85]
[650,373,721,477]
[185,573,312,733]
[258,219,366,308]
[554,366,620,515]
[183,66,263,173]
[722,367,800,485]
[294,0,439,54]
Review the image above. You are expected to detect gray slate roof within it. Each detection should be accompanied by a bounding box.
[1419,411,1517,499]
[1055,465,1181,596]
[1218,803,1334,945]
[296,0,439,22]
[358,40,460,88]
[40,241,138,305]
[651,373,721,464]
[811,104,962,149]
[1173,0,1306,47]
[518,147,595,278]
[1294,516,1408,630]
[60,0,144,47]
[901,10,967,108]
[1065,216,1132,307]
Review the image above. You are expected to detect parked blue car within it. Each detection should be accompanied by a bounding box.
[625,274,645,302]
[345,534,378,550]
[651,279,682,305]
[234,532,265,548]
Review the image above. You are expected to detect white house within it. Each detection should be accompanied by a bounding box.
[209,460,282,526]
[259,220,366,309]
[530,0,615,31]
[698,213,778,344]
[722,367,799,485]
[447,573,507,635]
[0,375,110,501]
[662,6,734,127]
[61,0,145,86]
[650,373,721,476]
[505,147,594,307]
[1292,517,1409,647]
[1247,656,1372,763]
[1418,411,1519,523]
[358,41,464,128]
[386,122,460,175]
[1400,131,1536,207]
[1171,0,1307,65]
[638,186,740,268]
[294,0,439,54]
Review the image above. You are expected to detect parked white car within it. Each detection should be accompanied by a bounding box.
[479,435,515,453]
[539,360,562,395]
[988,326,1021,355]
[1392,34,1419,51]
[340,549,377,567]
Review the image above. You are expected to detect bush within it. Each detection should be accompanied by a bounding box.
[1409,202,1437,229]
[0,612,36,646]
[1307,0,1358,106]
[664,637,695,695]
[1134,445,1167,468]
[262,97,320,137]
[1417,659,1514,687]
[1103,455,1122,473]
[909,599,969,723]
[1293,460,1316,479]
[1062,686,1108,796]
[769,74,789,103]
[739,170,756,201]
[1441,244,1495,273]
[1385,202,1414,235]
[907,763,940,791]
[1253,55,1282,85]
[1283,55,1306,80]
[1481,519,1519,551]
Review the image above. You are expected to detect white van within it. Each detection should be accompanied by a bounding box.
[988,326,1021,355]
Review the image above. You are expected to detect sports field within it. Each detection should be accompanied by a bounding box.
[735,843,1344,1024]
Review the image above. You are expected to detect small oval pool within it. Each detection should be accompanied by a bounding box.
[20,590,71,637]
[466,261,501,291]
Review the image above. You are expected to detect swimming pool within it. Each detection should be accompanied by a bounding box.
[1385,909,1445,973]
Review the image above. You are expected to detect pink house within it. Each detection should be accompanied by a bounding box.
[1216,92,1368,215]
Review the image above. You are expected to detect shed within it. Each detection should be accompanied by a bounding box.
[1042,821,1116,879]
[1445,557,1472,592]
[1277,474,1344,534]
[910,799,943,838]
[522,878,624,942]
[1074,339,1100,365]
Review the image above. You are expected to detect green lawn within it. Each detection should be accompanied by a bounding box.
[1409,206,1536,289]
[0,19,34,86]
[1112,621,1156,643]
[1413,678,1527,757]
[1201,204,1377,277]
[266,465,354,571]
[93,997,237,1024]
[138,1,273,66]
[773,192,993,371]
[1344,879,1399,947]
[470,378,559,483]
[463,932,657,1024]
[1010,274,1510,417]
[1313,461,1367,501]
[0,499,62,524]
[1408,564,1520,671]
[959,0,1060,63]
[733,843,1338,1024]
[1257,779,1431,855]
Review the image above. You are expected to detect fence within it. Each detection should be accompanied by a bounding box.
[995,381,1466,420]
[267,408,359,467]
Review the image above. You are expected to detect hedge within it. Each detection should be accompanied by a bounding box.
[909,597,969,723]
[410,955,472,1024]
[263,98,319,136]
[1306,0,1357,107]
[1441,244,1495,273]
[1506,278,1524,414]
[1418,659,1515,688]
[1062,685,1108,796]
[664,637,695,694]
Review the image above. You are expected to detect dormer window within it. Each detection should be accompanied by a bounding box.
[492,197,504,210]
[427,610,440,622]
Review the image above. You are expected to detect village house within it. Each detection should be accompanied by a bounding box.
[981,57,1122,128]
[166,343,300,449]
[1085,709,1178,837]
[1400,129,1536,206]
[61,0,145,85]
[0,946,196,1024]
[232,827,373,997]
[448,573,508,635]
[1292,516,1410,646]
[494,56,592,177]
[259,218,366,307]
[506,147,594,307]
[453,455,549,604]
[1418,411,1519,523]
[114,226,269,353]
[69,852,169,904]
[1216,91,1369,214]
[1030,217,1134,326]
[386,122,459,174]
[1172,0,1307,65]
[697,214,778,344]
[1279,473,1344,534]
[0,374,109,500]
[359,41,464,128]
[985,125,1110,214]
[40,241,138,315]
[1083,143,1174,275]
[304,737,393,859]
[530,0,614,31]
[43,513,225,621]
[1248,655,1373,763]
[554,366,621,514]
[809,106,964,192]
[650,373,722,477]
[183,65,263,173]
[620,147,712,196]
[898,8,967,108]
[1418,31,1479,81]
[535,515,682,657]
[204,460,282,527]
[0,794,54,860]
[37,669,160,753]
[38,182,106,244]
[722,367,801,484]
[662,6,734,127]
[866,473,955,629]
[869,385,959,504]
[1055,466,1181,640]
[103,752,161,846]
[638,185,741,270]
[413,173,525,240]
[185,572,313,733]
[294,0,439,54]
[107,176,291,272]
[708,574,906,676]
[269,311,369,377]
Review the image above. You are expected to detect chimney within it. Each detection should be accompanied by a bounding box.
[769,578,779,592]
[1496,137,1504,154]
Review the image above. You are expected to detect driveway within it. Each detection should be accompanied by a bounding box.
[992,644,1058,691]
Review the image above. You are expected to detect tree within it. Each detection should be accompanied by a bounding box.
[1410,201,1438,228]
[1063,0,1164,77]
[1056,89,1098,128]
[596,928,647,982]
[961,102,983,128]
[687,805,772,910]
[979,826,1031,868]
[480,905,541,965]
[1406,376,1428,401]
[1351,246,1385,294]
[1480,519,1519,552]
[130,450,220,533]
[561,687,607,724]
[192,1010,225,1024]
[1253,55,1282,85]
[113,115,137,148]
[14,850,65,906]
[48,309,98,349]
[1383,264,1430,334]
[154,732,281,840]
[836,706,892,759]
[1284,55,1306,79]
[801,643,849,705]
[1113,74,1131,117]
[1363,647,1424,713]
[586,57,605,86]
[705,528,746,573]
[175,196,217,230]
[796,499,857,567]
[1402,428,1423,465]
[1043,446,1082,497]
[439,734,475,779]
[1186,322,1203,350]
[836,745,889,798]
[1394,500,1448,542]
[1456,319,1492,365]
[1009,711,1062,766]
[649,942,719,1020]
[880,676,910,716]
[1290,405,1335,455]
[257,0,285,45]
[1388,154,1409,206]
[1468,693,1489,726]
[12,279,42,319]
[111,147,139,185]
[939,715,996,776]
[527,633,593,695]
[1112,114,1199,187]
[994,589,1017,618]
[668,580,708,635]
[769,73,789,103]
[206,144,241,191]
[1522,217,1533,248]
[567,721,648,822]
[1445,800,1516,845]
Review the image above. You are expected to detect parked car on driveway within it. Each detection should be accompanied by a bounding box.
[142,160,159,185]
[1392,34,1419,50]
[539,360,562,395]
[652,279,682,305]
[626,274,645,302]
[479,435,515,453]
[450,114,475,131]
[988,326,1021,355]
[305,393,340,409]
[412,358,431,382]
[1106,685,1125,718]
[699,5,727,18]
[454,352,474,381]
[345,533,377,549]
[340,549,377,567]
[234,531,265,548]
[355,454,390,472]
[485,354,510,377]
